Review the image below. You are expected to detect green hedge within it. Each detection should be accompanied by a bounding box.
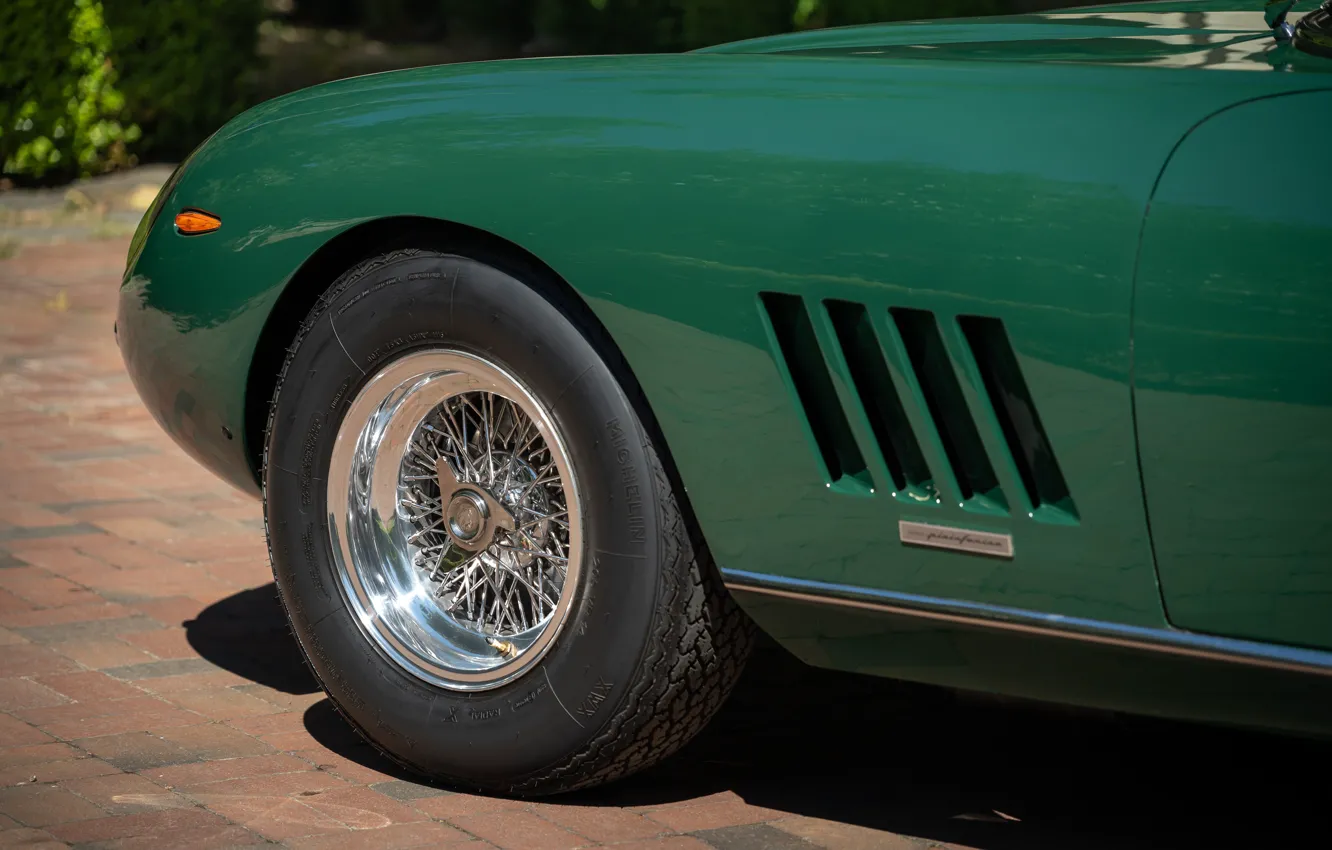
[0,0,137,181]
[0,0,262,183]
[563,0,1012,50]
[287,0,1019,53]
[103,0,265,164]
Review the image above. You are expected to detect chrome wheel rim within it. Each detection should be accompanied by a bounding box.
[327,349,582,691]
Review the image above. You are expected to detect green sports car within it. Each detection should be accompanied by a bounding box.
[117,0,1332,794]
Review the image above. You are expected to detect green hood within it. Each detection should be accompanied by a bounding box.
[699,0,1330,71]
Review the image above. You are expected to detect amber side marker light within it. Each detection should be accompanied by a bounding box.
[174,209,221,235]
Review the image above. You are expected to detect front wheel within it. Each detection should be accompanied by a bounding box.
[263,248,752,794]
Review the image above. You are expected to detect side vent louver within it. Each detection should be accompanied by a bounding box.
[824,300,931,496]
[758,294,1077,524]
[958,316,1078,521]
[758,293,870,489]
[890,307,1005,511]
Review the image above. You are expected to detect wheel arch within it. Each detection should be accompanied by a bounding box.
[242,214,706,552]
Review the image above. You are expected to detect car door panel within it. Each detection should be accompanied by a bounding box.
[1134,89,1332,650]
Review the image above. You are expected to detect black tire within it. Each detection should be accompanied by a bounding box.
[263,248,753,794]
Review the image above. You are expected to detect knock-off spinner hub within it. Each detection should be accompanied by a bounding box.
[447,491,488,543]
[435,454,515,553]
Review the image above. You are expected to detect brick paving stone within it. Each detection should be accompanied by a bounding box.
[6,549,108,584]
[531,803,666,843]
[771,816,926,850]
[46,499,159,519]
[411,792,528,820]
[225,711,328,753]
[254,724,327,751]
[370,779,451,802]
[232,683,325,713]
[48,638,156,670]
[188,795,349,842]
[120,627,195,659]
[299,786,429,828]
[138,670,251,694]
[0,826,69,849]
[0,645,79,678]
[80,828,270,850]
[153,723,275,761]
[0,589,34,618]
[628,792,742,815]
[225,710,307,738]
[96,590,158,605]
[72,732,202,772]
[0,714,54,747]
[35,671,144,702]
[45,806,250,846]
[448,810,586,850]
[101,657,219,681]
[0,481,70,509]
[0,524,105,543]
[122,596,208,626]
[156,515,251,537]
[251,726,323,754]
[0,743,81,772]
[285,820,477,850]
[167,688,285,721]
[643,800,787,833]
[14,615,160,644]
[18,695,193,732]
[0,679,68,712]
[293,749,398,786]
[0,783,106,827]
[179,582,247,607]
[151,536,269,564]
[0,569,99,610]
[0,601,134,629]
[0,755,119,787]
[60,772,191,814]
[201,561,281,592]
[605,839,714,850]
[89,517,181,542]
[0,536,103,556]
[0,502,71,529]
[146,754,310,789]
[82,565,239,602]
[691,823,815,850]
[70,538,183,572]
[185,768,351,800]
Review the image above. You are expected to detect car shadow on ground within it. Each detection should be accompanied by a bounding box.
[188,584,1332,850]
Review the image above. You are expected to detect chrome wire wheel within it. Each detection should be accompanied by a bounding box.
[326,349,582,691]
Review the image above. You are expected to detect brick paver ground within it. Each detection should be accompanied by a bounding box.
[1,238,1328,850]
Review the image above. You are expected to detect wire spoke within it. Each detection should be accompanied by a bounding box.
[401,388,571,641]
[494,541,568,565]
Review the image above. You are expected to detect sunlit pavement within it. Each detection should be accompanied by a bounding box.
[0,238,1326,850]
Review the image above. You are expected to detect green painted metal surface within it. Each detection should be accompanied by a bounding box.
[1134,89,1332,651]
[116,2,1332,726]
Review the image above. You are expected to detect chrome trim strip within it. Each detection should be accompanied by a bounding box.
[722,570,1332,678]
